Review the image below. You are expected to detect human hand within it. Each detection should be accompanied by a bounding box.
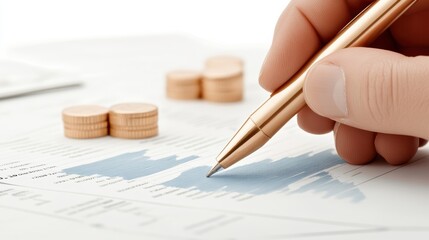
[259,0,429,165]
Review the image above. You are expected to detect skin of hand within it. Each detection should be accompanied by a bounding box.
[259,0,429,165]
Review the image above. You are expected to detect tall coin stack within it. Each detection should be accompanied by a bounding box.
[166,70,201,100]
[109,103,158,139]
[62,105,109,139]
[202,55,244,102]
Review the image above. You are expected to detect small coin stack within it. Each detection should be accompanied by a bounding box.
[109,103,158,139]
[202,63,244,102]
[166,70,201,100]
[62,105,109,139]
[166,55,244,103]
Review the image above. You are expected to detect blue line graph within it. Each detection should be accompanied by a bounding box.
[62,148,365,202]
[163,150,365,202]
[63,150,198,180]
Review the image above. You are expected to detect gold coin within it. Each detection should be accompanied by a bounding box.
[202,91,243,102]
[62,105,108,124]
[205,55,243,69]
[166,85,201,100]
[166,84,200,93]
[203,65,242,80]
[110,127,158,139]
[109,115,158,126]
[64,121,108,130]
[202,75,243,92]
[110,103,158,118]
[167,85,200,96]
[166,70,201,86]
[110,124,157,131]
[64,128,108,139]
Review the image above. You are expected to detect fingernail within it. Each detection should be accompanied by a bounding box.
[304,63,348,118]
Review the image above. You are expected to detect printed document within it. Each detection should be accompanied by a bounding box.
[1,36,428,239]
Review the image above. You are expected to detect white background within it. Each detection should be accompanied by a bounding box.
[0,0,289,49]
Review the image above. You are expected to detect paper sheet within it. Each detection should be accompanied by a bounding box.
[0,60,82,99]
[1,35,428,239]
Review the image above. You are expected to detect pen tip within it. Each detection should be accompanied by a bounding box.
[206,163,223,178]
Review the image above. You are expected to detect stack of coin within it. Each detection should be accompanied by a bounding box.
[109,103,158,139]
[202,64,244,102]
[62,105,109,139]
[166,70,201,100]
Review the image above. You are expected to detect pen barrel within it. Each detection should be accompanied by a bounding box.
[250,0,416,137]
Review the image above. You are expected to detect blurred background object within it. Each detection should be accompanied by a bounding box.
[0,0,288,50]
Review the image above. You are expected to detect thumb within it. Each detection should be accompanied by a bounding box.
[304,47,429,139]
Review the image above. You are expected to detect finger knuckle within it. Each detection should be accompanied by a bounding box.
[363,59,403,123]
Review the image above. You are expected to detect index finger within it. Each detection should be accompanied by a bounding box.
[259,0,373,92]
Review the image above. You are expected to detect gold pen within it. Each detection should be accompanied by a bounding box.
[207,0,417,177]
